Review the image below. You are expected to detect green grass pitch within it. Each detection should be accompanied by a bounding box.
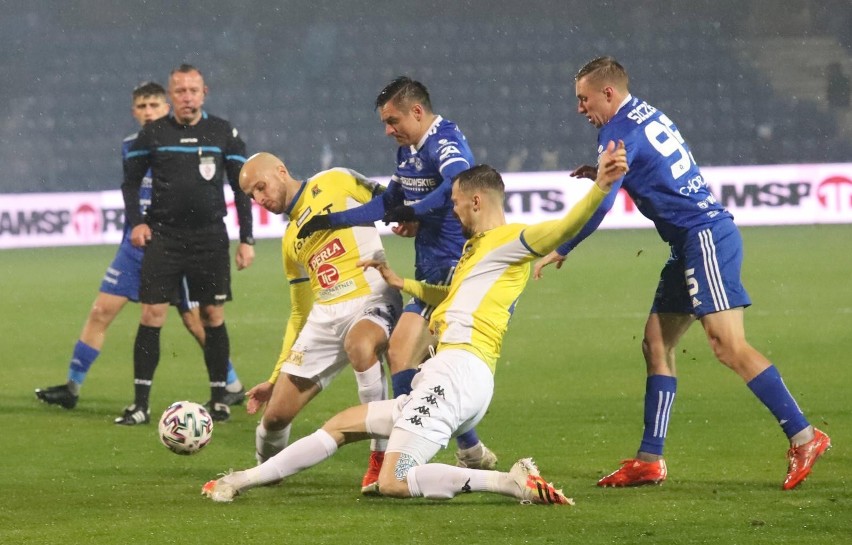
[1,225,849,544]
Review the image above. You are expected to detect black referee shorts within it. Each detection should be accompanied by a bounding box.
[140,223,232,306]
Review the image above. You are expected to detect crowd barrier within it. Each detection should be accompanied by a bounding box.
[2,163,850,249]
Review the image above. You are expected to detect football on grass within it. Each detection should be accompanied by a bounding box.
[158,401,213,455]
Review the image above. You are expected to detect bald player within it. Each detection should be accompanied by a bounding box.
[238,152,402,495]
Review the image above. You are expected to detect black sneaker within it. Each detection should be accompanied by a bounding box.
[35,384,79,409]
[222,387,246,406]
[204,401,230,422]
[114,404,150,425]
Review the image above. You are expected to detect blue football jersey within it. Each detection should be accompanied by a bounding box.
[558,95,732,255]
[393,116,473,273]
[121,132,153,237]
[600,95,731,243]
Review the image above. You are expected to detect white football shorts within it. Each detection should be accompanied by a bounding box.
[281,286,401,389]
[366,348,494,461]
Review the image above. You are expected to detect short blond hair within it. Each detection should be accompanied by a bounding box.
[576,56,629,91]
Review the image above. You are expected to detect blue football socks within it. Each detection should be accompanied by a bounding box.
[639,375,677,456]
[67,340,100,386]
[747,365,809,438]
[391,368,418,397]
[226,360,239,387]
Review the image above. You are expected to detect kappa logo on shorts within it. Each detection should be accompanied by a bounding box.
[406,415,424,427]
[421,394,440,407]
[412,405,431,416]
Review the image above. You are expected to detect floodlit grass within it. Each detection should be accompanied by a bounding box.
[1,225,849,544]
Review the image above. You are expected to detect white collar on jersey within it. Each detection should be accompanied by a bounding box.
[615,94,633,114]
[411,115,443,152]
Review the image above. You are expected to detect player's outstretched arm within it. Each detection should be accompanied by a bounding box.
[358,258,449,305]
[524,141,627,256]
[298,181,405,238]
[357,259,404,289]
[253,278,313,415]
[297,214,333,239]
[383,156,470,224]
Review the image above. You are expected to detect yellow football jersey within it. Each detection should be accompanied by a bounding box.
[282,168,387,304]
[427,223,531,373]
[402,183,610,374]
[267,168,388,384]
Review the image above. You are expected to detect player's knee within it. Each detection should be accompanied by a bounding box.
[199,305,224,327]
[344,339,379,371]
[140,302,168,325]
[641,335,669,361]
[89,302,118,326]
[711,341,747,369]
[261,410,293,431]
[377,472,409,498]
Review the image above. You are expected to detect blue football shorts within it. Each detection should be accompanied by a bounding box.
[404,264,456,317]
[100,237,195,311]
[651,218,751,318]
[99,239,144,302]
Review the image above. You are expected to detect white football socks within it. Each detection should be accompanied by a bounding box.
[255,421,291,464]
[354,362,388,452]
[243,429,339,489]
[407,464,508,500]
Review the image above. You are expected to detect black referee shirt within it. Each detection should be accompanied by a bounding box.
[122,111,253,242]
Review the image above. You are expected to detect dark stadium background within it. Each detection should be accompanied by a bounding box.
[2,0,851,193]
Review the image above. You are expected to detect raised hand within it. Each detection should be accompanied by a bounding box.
[595,140,628,191]
[382,205,416,225]
[570,164,598,180]
[297,214,332,239]
[391,220,419,238]
[533,250,567,280]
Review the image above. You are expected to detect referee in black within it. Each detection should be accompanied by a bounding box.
[118,64,255,424]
